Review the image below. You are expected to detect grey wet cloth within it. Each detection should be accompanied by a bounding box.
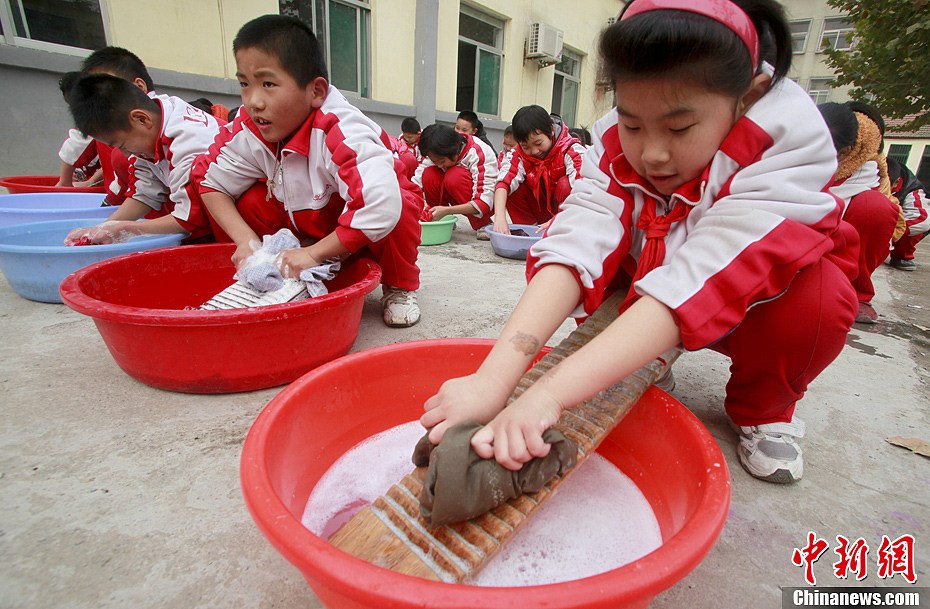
[235,228,340,297]
[412,420,578,528]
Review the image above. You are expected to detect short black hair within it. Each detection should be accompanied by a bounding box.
[401,117,421,134]
[569,127,593,146]
[511,105,552,142]
[503,125,513,137]
[228,106,240,123]
[58,71,82,102]
[81,47,154,91]
[817,102,859,154]
[68,73,160,138]
[418,124,466,159]
[600,0,791,98]
[187,98,215,114]
[233,14,328,86]
[457,110,478,127]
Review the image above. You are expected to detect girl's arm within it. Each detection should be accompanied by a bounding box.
[56,161,75,187]
[491,187,511,234]
[472,295,680,470]
[431,203,478,219]
[421,264,581,445]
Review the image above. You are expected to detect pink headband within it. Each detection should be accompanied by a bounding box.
[621,0,760,74]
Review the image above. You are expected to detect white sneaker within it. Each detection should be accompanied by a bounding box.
[476,226,491,241]
[381,286,420,327]
[730,417,805,484]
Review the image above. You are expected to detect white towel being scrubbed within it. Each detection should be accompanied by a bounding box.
[235,228,341,297]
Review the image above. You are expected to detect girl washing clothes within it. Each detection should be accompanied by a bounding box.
[421,0,858,484]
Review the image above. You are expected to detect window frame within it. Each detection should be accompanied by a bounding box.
[887,144,912,166]
[0,0,111,55]
[280,0,372,98]
[820,16,854,52]
[789,19,811,54]
[552,47,582,129]
[456,5,504,117]
[807,78,833,104]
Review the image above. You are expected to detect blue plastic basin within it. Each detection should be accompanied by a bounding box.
[489,223,543,260]
[0,192,112,228]
[0,218,185,303]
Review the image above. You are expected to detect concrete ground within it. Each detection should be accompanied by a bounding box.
[1,217,928,609]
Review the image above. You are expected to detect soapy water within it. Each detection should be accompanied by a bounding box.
[302,421,662,586]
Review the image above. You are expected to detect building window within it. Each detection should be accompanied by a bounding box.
[887,144,912,166]
[0,0,107,51]
[456,7,503,116]
[820,17,854,52]
[917,146,930,187]
[807,78,833,104]
[790,20,811,54]
[279,0,371,98]
[552,49,581,129]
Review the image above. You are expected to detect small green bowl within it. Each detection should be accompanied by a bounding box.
[419,214,457,246]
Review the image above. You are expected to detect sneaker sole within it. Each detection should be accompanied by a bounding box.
[736,445,802,484]
[384,316,421,328]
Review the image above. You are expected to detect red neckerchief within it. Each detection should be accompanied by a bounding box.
[617,197,693,313]
[516,120,579,202]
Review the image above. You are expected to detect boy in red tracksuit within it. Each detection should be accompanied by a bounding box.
[888,158,929,271]
[413,124,498,235]
[55,72,102,188]
[394,116,422,179]
[78,47,159,207]
[193,15,423,328]
[62,74,224,246]
[493,105,585,235]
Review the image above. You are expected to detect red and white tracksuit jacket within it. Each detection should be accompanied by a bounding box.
[497,116,585,202]
[58,129,99,178]
[830,161,899,302]
[123,94,222,221]
[899,183,929,236]
[412,133,498,219]
[395,135,421,162]
[193,86,421,289]
[528,75,859,424]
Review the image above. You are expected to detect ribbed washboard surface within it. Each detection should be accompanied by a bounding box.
[329,291,678,582]
[199,281,308,310]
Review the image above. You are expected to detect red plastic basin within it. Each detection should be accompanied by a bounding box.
[0,175,105,194]
[59,243,381,393]
[241,339,731,609]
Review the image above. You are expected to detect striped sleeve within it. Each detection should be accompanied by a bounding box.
[124,158,168,210]
[316,109,404,250]
[496,151,525,193]
[194,114,269,200]
[468,139,498,217]
[527,113,635,317]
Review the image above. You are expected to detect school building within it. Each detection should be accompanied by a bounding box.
[780,0,930,183]
[0,0,619,176]
[1,0,925,181]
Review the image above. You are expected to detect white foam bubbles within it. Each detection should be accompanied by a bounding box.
[302,421,663,586]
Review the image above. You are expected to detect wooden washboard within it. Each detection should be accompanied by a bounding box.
[329,291,679,582]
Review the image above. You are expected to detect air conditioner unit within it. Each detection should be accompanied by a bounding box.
[526,22,563,67]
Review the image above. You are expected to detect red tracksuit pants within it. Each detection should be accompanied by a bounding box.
[842,189,899,302]
[421,165,491,231]
[503,177,572,225]
[197,182,422,291]
[710,226,858,426]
